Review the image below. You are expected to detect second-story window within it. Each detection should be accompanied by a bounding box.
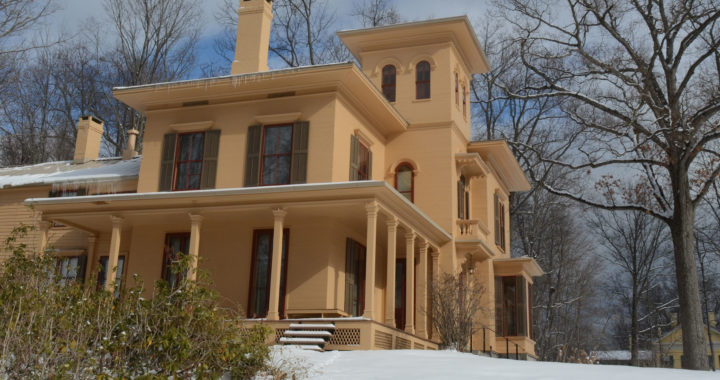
[382,65,397,102]
[462,85,467,118]
[244,122,309,187]
[494,193,506,250]
[416,61,431,99]
[159,130,221,192]
[261,125,293,185]
[395,163,414,202]
[455,73,459,105]
[350,134,371,181]
[457,175,469,219]
[174,132,205,191]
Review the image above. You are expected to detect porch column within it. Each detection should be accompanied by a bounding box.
[363,201,379,320]
[405,230,416,334]
[431,249,440,284]
[416,239,429,339]
[38,219,51,253]
[266,208,286,321]
[84,235,98,283]
[385,217,399,327]
[105,216,123,292]
[188,214,204,281]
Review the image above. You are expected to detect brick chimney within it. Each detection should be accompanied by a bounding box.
[74,116,104,163]
[231,0,273,75]
[122,129,140,160]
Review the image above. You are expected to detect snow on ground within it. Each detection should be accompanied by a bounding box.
[271,346,720,380]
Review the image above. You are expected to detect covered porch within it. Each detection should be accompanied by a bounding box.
[27,181,451,349]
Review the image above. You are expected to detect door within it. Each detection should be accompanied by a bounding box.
[395,259,406,329]
[248,229,289,318]
[345,239,366,316]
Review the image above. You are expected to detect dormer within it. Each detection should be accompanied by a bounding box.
[338,16,489,139]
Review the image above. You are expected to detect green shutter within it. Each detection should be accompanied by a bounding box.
[200,130,221,189]
[458,181,464,219]
[159,133,177,191]
[345,238,355,314]
[367,149,373,179]
[290,121,309,184]
[244,125,263,187]
[349,135,359,181]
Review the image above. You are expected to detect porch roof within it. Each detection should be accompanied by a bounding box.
[25,181,451,246]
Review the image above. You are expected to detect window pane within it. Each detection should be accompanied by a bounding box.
[417,61,430,81]
[503,277,517,336]
[277,156,291,184]
[253,233,272,316]
[178,134,191,160]
[262,156,277,185]
[264,127,278,154]
[191,133,204,160]
[397,169,412,192]
[189,173,201,190]
[176,163,188,190]
[277,127,292,154]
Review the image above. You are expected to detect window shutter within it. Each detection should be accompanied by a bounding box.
[495,277,503,336]
[244,125,263,187]
[200,130,221,189]
[349,134,359,181]
[367,149,373,179]
[159,133,177,191]
[494,193,501,246]
[78,255,88,283]
[290,121,309,184]
[457,181,464,219]
[517,276,527,336]
[345,238,355,314]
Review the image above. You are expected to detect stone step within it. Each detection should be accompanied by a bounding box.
[284,330,333,337]
[279,337,327,345]
[288,323,336,330]
[299,344,324,351]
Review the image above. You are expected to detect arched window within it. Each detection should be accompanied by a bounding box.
[395,163,414,202]
[416,61,431,99]
[381,65,397,102]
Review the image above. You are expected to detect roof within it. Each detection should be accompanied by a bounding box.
[113,62,408,137]
[467,140,531,192]
[591,350,653,361]
[0,157,141,190]
[337,16,490,74]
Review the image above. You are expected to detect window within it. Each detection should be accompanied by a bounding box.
[97,255,125,297]
[162,233,190,289]
[395,259,406,329]
[248,229,289,318]
[495,276,528,337]
[416,61,431,99]
[457,175,469,219]
[174,132,205,191]
[455,73,459,105]
[395,163,414,202]
[350,135,371,181]
[345,238,366,316]
[244,122,309,187]
[261,125,293,186]
[56,255,87,285]
[494,193,506,250]
[159,129,220,192]
[382,65,397,102]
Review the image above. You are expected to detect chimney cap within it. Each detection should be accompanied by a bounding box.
[80,115,105,125]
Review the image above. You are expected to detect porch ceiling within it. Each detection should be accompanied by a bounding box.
[25,181,451,247]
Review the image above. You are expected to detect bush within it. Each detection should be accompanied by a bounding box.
[429,272,486,351]
[0,225,272,379]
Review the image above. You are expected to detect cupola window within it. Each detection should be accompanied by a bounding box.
[395,163,414,202]
[382,65,397,102]
[416,61,431,99]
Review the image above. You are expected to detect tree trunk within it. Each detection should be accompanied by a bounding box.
[669,165,708,370]
[631,284,639,366]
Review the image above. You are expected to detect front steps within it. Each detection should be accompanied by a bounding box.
[278,323,336,351]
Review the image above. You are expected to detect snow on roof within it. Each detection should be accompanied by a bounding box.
[0,157,140,189]
[591,350,653,361]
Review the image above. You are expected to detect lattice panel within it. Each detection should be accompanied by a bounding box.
[374,331,393,350]
[274,328,287,342]
[328,328,361,346]
[395,337,411,349]
[415,343,425,350]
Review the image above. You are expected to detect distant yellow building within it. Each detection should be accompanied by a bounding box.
[655,313,720,368]
[0,1,542,355]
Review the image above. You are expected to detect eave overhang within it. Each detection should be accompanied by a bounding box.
[455,152,489,180]
[467,140,531,192]
[25,181,451,246]
[112,63,408,137]
[493,256,544,281]
[337,16,490,74]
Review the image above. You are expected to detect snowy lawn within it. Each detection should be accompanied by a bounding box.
[270,347,720,380]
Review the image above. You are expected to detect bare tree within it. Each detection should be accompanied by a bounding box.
[351,0,400,28]
[496,0,720,369]
[103,0,202,154]
[590,209,670,365]
[429,272,485,351]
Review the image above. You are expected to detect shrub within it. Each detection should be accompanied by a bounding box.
[429,272,486,351]
[0,225,272,379]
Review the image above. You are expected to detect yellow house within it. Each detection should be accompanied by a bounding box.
[0,1,542,355]
[655,313,720,369]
